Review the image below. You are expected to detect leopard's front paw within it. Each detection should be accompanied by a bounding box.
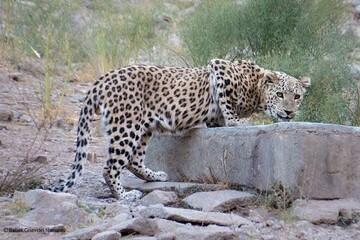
[154,171,168,182]
[122,190,143,201]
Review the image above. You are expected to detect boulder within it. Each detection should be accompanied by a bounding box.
[109,217,159,236]
[91,230,122,240]
[17,189,77,209]
[145,123,360,200]
[291,198,360,224]
[14,190,96,227]
[62,213,129,239]
[183,190,255,212]
[174,224,241,240]
[140,190,178,206]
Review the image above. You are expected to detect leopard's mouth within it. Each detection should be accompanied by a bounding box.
[276,114,293,122]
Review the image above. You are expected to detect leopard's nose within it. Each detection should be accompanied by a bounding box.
[284,110,293,116]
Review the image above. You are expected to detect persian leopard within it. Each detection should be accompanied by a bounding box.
[50,59,310,200]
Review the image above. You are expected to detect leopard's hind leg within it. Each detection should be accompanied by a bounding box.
[128,131,168,182]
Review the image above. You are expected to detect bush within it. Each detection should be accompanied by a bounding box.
[84,0,167,73]
[180,0,240,66]
[180,0,360,125]
[1,0,170,119]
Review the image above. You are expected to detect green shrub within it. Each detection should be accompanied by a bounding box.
[180,0,360,125]
[5,0,83,63]
[84,1,166,73]
[180,0,240,66]
[1,0,170,117]
[2,0,83,116]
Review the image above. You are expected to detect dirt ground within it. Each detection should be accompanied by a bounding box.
[0,59,114,201]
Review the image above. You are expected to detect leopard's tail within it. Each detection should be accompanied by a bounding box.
[51,89,98,192]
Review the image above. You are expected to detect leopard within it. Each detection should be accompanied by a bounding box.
[50,59,310,200]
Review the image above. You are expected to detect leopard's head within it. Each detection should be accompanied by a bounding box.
[260,71,311,121]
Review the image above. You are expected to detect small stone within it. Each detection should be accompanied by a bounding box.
[155,218,185,233]
[91,230,122,240]
[31,156,48,164]
[109,217,159,236]
[140,190,178,206]
[38,236,63,240]
[174,224,240,240]
[0,108,14,122]
[129,237,156,240]
[62,223,109,240]
[339,208,353,219]
[74,93,85,103]
[265,220,274,227]
[19,114,33,123]
[156,232,176,240]
[0,197,12,202]
[248,209,264,223]
[87,152,97,163]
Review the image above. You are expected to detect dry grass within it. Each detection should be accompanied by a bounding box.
[0,128,51,196]
[2,200,30,217]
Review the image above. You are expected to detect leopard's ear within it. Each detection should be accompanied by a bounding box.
[262,71,278,84]
[299,76,311,88]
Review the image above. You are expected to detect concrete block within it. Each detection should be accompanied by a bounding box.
[145,122,360,200]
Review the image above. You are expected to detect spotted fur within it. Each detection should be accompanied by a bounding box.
[50,59,310,200]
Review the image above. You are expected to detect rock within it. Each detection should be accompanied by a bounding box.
[183,190,254,212]
[19,114,34,124]
[122,176,225,193]
[87,152,97,163]
[156,232,176,240]
[73,93,85,103]
[62,222,110,240]
[38,236,63,240]
[174,224,241,240]
[14,190,98,227]
[109,217,159,236]
[248,209,266,223]
[62,213,129,240]
[20,189,78,209]
[291,198,360,224]
[155,217,244,239]
[140,205,252,227]
[77,200,131,218]
[0,107,13,122]
[145,123,360,200]
[128,237,156,240]
[0,197,12,202]
[31,156,48,164]
[154,218,185,233]
[140,190,178,206]
[91,230,122,240]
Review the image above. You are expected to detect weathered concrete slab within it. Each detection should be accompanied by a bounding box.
[145,122,360,200]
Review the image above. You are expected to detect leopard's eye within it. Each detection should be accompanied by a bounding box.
[294,94,301,100]
[276,92,283,98]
